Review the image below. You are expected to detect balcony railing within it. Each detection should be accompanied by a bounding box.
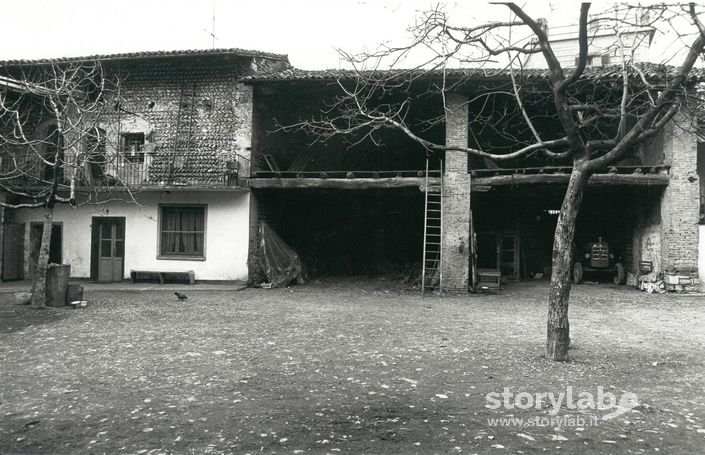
[0,150,251,190]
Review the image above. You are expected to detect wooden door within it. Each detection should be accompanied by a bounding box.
[98,220,124,282]
[2,223,24,280]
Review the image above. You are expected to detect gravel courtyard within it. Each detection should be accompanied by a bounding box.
[1,280,704,454]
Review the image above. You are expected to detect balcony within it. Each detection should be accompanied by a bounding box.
[0,150,251,191]
[92,150,250,190]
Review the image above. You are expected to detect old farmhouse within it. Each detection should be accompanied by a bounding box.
[0,48,703,291]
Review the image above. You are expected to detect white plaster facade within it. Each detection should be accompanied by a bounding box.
[10,191,250,281]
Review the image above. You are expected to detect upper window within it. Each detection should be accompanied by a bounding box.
[574,54,610,67]
[122,132,145,163]
[159,205,206,259]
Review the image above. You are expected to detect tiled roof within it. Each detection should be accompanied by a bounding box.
[243,63,705,83]
[0,48,289,67]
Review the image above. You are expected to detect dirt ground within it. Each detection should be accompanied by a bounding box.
[1,279,704,454]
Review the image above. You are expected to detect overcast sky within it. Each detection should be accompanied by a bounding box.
[0,1,692,68]
[0,1,588,68]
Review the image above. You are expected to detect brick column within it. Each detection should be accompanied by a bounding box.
[660,111,700,276]
[440,94,472,292]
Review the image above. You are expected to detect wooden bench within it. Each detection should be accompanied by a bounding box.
[130,270,195,285]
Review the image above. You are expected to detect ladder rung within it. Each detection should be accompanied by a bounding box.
[422,157,444,295]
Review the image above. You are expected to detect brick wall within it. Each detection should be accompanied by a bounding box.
[97,56,285,183]
[440,94,472,292]
[660,111,700,274]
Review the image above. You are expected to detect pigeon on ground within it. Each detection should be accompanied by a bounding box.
[174,292,188,301]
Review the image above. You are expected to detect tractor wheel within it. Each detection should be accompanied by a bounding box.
[573,262,584,284]
[614,263,626,285]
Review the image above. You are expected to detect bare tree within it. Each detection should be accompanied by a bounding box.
[0,60,126,307]
[284,2,705,360]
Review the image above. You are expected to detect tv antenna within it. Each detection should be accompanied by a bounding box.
[204,1,217,48]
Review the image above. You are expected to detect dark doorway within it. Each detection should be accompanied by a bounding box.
[91,217,125,282]
[29,223,62,278]
[255,188,425,278]
[2,223,24,280]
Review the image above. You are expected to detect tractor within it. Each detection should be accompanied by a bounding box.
[573,237,625,285]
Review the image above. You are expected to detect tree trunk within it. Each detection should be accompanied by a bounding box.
[546,165,589,361]
[30,207,54,308]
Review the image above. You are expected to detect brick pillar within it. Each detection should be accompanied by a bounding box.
[440,94,472,292]
[660,111,700,276]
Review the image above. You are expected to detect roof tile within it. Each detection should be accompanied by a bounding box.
[0,48,289,67]
[243,63,705,83]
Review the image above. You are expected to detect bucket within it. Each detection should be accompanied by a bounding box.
[14,292,32,305]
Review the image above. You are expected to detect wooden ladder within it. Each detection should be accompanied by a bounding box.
[421,158,443,295]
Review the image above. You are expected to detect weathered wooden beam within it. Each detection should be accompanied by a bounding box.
[249,177,440,190]
[471,173,669,188]
[249,172,669,191]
